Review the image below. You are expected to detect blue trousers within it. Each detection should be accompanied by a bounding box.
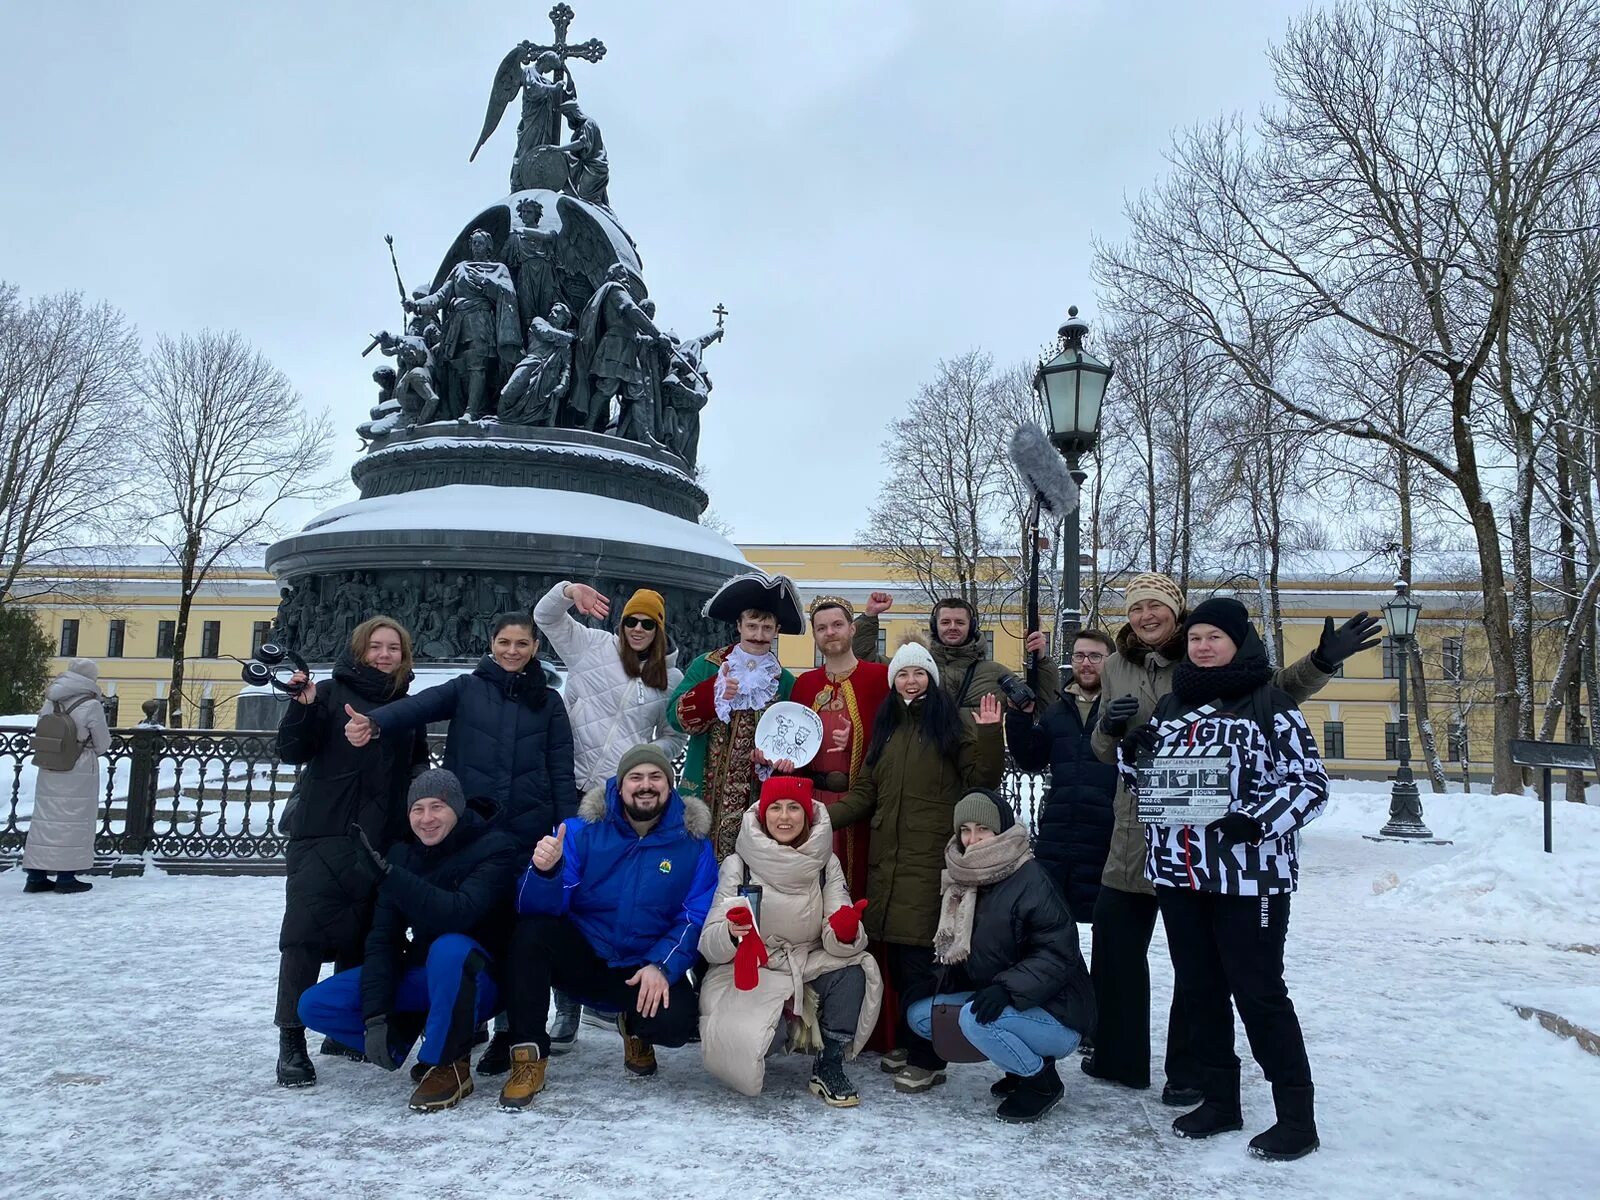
[906,991,1082,1077]
[298,933,499,1067]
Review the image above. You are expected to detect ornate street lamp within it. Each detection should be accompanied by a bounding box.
[1379,580,1433,838]
[1034,306,1112,636]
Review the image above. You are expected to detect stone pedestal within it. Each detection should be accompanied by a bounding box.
[264,423,747,666]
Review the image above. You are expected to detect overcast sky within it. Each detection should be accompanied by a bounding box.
[0,0,1313,546]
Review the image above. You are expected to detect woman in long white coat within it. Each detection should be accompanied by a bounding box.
[699,777,883,1106]
[23,659,112,894]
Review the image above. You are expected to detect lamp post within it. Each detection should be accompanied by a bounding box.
[1379,580,1433,839]
[1034,306,1112,639]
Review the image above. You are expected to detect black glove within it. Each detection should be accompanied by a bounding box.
[1099,694,1141,738]
[349,823,390,884]
[969,983,1011,1025]
[1121,723,1160,763]
[364,1016,398,1070]
[1312,611,1382,672]
[1208,811,1267,846]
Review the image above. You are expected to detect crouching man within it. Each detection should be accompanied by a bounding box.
[497,744,717,1109]
[298,769,520,1112]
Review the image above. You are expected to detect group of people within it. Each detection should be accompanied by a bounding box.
[19,562,1377,1158]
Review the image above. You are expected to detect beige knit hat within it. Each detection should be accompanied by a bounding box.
[1123,572,1185,618]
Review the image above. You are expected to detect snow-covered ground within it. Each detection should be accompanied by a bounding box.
[4,785,1597,1200]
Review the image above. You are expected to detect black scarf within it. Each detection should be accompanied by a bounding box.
[1171,628,1273,705]
[331,652,412,703]
[472,654,551,712]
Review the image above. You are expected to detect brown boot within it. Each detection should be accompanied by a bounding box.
[617,1013,657,1077]
[407,1058,473,1113]
[497,1043,547,1111]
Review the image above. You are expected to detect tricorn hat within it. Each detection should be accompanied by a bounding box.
[703,570,805,636]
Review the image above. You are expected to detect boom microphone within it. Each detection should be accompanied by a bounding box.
[1009,423,1080,517]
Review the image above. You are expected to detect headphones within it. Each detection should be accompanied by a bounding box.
[240,642,311,696]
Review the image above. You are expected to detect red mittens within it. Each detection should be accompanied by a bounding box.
[725,904,769,991]
[828,898,869,944]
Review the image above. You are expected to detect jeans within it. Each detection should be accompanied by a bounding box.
[906,992,1082,1077]
[298,933,499,1067]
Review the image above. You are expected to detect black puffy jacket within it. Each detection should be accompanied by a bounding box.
[276,656,429,958]
[367,656,577,851]
[1006,693,1119,919]
[955,852,1096,1037]
[360,811,521,1019]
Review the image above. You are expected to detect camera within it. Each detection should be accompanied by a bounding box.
[241,642,311,696]
[997,672,1036,709]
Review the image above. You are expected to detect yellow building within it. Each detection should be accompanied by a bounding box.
[9,544,1560,779]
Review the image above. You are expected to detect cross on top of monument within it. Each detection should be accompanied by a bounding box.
[713,302,729,328]
[525,3,606,78]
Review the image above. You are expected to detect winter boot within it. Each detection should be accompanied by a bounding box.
[1081,1052,1148,1089]
[990,1072,1024,1097]
[617,1013,657,1077]
[1173,1063,1243,1139]
[891,1064,947,1094]
[878,1047,909,1074]
[476,1031,513,1076]
[580,1005,616,1031]
[808,1039,860,1108]
[319,1036,365,1061]
[1249,1084,1320,1161]
[276,1026,316,1088]
[23,871,54,893]
[1162,1082,1205,1107]
[53,873,93,894]
[497,1044,548,1111]
[996,1058,1065,1123]
[548,992,581,1054]
[408,1057,473,1112]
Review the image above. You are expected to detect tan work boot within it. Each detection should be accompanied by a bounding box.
[407,1057,473,1112]
[497,1043,547,1111]
[617,1013,657,1077]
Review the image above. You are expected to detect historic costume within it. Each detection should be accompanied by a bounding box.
[668,572,804,860]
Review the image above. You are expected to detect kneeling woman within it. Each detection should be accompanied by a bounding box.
[699,777,882,1106]
[908,790,1095,1123]
[1123,597,1329,1161]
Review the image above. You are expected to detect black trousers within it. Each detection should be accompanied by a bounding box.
[503,914,698,1055]
[1155,888,1312,1103]
[886,943,945,1070]
[275,946,361,1029]
[1089,884,1195,1090]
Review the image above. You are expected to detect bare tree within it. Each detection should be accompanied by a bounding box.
[135,330,335,726]
[0,284,142,604]
[858,351,1015,620]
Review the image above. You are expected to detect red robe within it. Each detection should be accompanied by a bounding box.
[791,659,894,1049]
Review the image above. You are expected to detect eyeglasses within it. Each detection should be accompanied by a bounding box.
[1070,651,1106,663]
[622,617,658,631]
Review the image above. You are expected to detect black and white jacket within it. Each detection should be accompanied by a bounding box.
[1117,687,1329,896]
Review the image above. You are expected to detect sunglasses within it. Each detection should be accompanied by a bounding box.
[622,616,658,631]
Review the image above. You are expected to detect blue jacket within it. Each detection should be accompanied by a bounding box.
[514,779,716,984]
[368,656,576,851]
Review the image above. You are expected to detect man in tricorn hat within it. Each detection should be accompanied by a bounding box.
[668,571,804,859]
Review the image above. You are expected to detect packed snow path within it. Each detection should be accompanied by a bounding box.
[4,789,1596,1200]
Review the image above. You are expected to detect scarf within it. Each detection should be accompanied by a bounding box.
[1171,630,1273,705]
[714,646,782,723]
[932,823,1034,965]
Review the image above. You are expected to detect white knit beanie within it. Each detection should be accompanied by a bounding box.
[887,639,939,686]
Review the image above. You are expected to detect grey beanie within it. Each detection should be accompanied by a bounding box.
[952,788,1007,835]
[616,743,675,787]
[408,768,466,817]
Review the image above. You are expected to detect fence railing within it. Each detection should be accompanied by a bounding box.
[0,725,1048,876]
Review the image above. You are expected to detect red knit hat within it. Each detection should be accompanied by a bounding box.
[758,775,814,832]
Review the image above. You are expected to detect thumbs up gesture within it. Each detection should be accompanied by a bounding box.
[533,822,567,873]
[344,704,376,747]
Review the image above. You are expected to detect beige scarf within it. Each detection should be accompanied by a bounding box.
[932,824,1033,965]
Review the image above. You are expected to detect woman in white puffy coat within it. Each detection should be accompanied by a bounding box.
[699,778,883,1106]
[529,579,686,1051]
[23,659,112,894]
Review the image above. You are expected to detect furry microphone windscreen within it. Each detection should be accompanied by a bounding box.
[1008,423,1080,517]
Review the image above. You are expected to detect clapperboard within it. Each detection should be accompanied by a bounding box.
[1136,745,1234,825]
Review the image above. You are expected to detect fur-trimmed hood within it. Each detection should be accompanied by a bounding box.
[579,781,712,840]
[1113,619,1186,668]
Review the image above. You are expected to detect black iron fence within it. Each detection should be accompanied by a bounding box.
[0,725,1048,876]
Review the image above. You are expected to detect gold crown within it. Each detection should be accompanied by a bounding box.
[808,595,854,621]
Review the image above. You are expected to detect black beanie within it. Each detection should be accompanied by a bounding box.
[1184,597,1253,651]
